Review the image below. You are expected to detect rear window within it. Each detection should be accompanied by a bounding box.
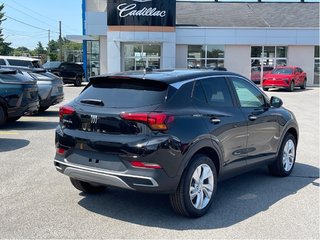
[77,77,169,108]
[7,59,41,68]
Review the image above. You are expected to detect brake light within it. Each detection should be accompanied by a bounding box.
[120,112,174,131]
[56,147,65,155]
[130,161,162,169]
[59,105,75,119]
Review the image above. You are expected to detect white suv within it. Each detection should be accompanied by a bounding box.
[0,56,42,68]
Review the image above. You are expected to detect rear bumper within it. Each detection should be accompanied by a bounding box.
[7,100,39,118]
[40,94,64,108]
[54,158,179,193]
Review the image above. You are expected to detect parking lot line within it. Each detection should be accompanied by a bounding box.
[20,117,49,122]
[0,131,19,135]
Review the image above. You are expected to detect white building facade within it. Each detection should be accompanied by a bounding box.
[80,0,320,85]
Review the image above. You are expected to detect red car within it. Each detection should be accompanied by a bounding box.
[262,66,307,92]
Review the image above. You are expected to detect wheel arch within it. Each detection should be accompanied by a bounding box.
[180,138,223,178]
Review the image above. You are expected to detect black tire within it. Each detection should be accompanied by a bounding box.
[0,105,7,126]
[288,81,295,92]
[39,106,50,112]
[7,116,21,122]
[70,178,106,193]
[74,76,82,87]
[300,79,307,90]
[263,87,269,91]
[268,133,296,177]
[170,154,217,218]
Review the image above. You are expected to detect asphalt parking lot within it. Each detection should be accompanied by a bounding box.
[0,84,319,239]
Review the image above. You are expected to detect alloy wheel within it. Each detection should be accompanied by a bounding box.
[189,164,214,210]
[282,139,295,172]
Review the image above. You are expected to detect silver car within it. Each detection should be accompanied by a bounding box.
[3,66,64,111]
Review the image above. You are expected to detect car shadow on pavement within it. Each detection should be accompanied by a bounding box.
[1,119,58,130]
[78,163,319,230]
[0,138,30,152]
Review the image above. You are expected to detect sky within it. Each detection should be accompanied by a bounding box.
[0,0,318,50]
[0,0,82,49]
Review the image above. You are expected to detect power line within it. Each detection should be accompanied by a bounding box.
[0,1,60,31]
[9,0,81,33]
[4,15,59,34]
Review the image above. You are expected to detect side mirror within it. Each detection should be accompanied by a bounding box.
[270,96,283,108]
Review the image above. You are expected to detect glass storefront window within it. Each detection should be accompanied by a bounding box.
[87,41,100,78]
[207,45,224,58]
[251,46,262,58]
[188,45,205,59]
[187,45,224,69]
[314,46,320,85]
[276,46,287,58]
[123,43,161,71]
[250,46,287,84]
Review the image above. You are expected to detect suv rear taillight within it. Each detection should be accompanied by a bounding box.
[120,112,174,131]
[59,105,75,119]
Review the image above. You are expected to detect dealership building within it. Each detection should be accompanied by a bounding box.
[72,0,320,85]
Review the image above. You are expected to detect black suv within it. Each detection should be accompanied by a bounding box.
[54,70,299,217]
[43,61,84,86]
[0,69,39,126]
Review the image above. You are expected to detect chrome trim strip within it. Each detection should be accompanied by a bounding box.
[54,160,159,187]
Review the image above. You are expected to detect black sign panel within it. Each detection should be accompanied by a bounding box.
[107,0,176,26]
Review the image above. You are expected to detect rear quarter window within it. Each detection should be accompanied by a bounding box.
[7,59,32,67]
[77,77,170,108]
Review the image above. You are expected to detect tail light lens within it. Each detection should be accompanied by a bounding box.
[120,112,174,131]
[59,105,75,119]
[130,161,162,169]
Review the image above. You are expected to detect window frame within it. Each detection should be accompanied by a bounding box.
[187,45,225,69]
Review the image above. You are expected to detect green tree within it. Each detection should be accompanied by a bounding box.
[0,4,12,55]
[47,39,59,61]
[14,46,31,56]
[33,41,46,55]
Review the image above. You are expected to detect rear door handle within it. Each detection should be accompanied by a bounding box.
[248,115,257,121]
[211,118,221,124]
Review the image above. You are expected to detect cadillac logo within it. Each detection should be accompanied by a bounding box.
[90,115,98,124]
[117,1,166,18]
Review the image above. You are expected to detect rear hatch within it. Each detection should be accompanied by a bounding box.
[59,76,175,158]
[29,69,64,96]
[0,69,38,107]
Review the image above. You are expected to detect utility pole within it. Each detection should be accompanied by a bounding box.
[59,21,63,61]
[47,29,51,61]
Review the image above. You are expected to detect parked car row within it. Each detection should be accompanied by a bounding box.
[0,56,85,87]
[0,69,39,126]
[0,66,64,126]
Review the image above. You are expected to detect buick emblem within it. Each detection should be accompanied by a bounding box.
[90,115,98,124]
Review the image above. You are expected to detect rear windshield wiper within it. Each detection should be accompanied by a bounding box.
[80,99,104,106]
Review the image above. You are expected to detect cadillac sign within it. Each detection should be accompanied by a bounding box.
[107,0,176,26]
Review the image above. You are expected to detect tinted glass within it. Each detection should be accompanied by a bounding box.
[272,68,293,74]
[77,78,169,108]
[7,59,33,67]
[43,61,61,68]
[192,81,207,103]
[201,77,233,107]
[230,77,265,108]
[0,59,6,65]
[276,46,287,58]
